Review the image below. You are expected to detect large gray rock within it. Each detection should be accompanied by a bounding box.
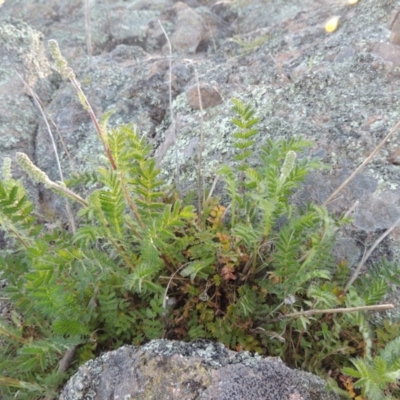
[59,340,340,400]
[3,0,400,246]
[0,0,169,59]
[0,17,54,209]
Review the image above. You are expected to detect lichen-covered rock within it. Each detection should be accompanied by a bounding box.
[169,2,207,54]
[59,340,340,400]
[0,17,54,202]
[0,0,168,59]
[186,83,223,109]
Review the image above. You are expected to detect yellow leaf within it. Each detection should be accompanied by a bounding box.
[348,0,359,4]
[207,205,226,227]
[325,16,340,33]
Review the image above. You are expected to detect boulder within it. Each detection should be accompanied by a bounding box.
[0,17,54,201]
[59,340,340,400]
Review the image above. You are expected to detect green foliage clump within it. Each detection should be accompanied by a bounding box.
[342,335,400,400]
[0,43,399,400]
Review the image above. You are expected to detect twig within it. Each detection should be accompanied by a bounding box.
[206,21,217,53]
[155,115,181,167]
[162,264,187,308]
[195,69,205,213]
[343,200,359,219]
[17,72,76,233]
[16,74,74,168]
[42,346,79,400]
[162,263,189,323]
[84,0,92,57]
[266,303,394,323]
[323,117,400,290]
[57,346,77,373]
[345,214,400,291]
[324,119,400,206]
[207,174,221,201]
[158,20,180,194]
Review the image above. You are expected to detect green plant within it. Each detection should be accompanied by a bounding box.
[0,41,398,400]
[342,336,400,400]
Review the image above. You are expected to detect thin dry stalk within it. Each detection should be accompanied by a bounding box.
[17,73,76,232]
[42,346,78,399]
[345,214,400,291]
[207,174,221,201]
[17,75,74,167]
[324,119,400,206]
[158,20,180,194]
[162,263,188,313]
[195,69,205,212]
[155,114,181,167]
[57,346,77,373]
[206,22,217,53]
[323,118,400,291]
[84,0,92,57]
[266,303,394,323]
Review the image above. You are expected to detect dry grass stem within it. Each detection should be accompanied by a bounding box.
[267,303,394,323]
[158,20,180,194]
[195,69,205,212]
[84,0,92,56]
[17,73,76,232]
[345,214,400,291]
[324,119,400,206]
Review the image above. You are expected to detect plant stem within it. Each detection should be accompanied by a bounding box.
[345,214,400,291]
[324,119,400,206]
[47,181,88,207]
[266,303,394,323]
[17,72,77,232]
[195,69,205,214]
[158,20,180,195]
[84,0,92,57]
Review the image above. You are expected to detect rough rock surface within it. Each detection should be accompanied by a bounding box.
[2,0,400,242]
[59,340,340,400]
[0,17,54,198]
